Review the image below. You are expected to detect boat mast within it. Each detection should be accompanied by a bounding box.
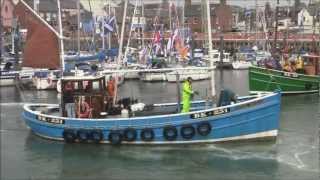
[255,0,258,47]
[273,0,280,50]
[57,0,65,72]
[113,0,128,105]
[124,0,138,59]
[206,0,216,98]
[77,0,81,55]
[141,0,145,48]
[108,0,112,50]
[102,1,105,51]
[117,0,128,65]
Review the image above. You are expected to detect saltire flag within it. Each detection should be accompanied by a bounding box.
[98,15,116,36]
[104,16,115,33]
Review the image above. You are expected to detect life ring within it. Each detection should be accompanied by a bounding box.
[197,122,212,136]
[62,129,76,143]
[180,125,195,140]
[77,130,89,143]
[108,130,123,145]
[140,128,154,142]
[163,126,178,141]
[90,130,104,143]
[123,128,137,142]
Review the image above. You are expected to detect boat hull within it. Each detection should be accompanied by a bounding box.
[166,70,210,82]
[139,72,167,82]
[249,66,320,94]
[232,61,252,70]
[22,93,281,145]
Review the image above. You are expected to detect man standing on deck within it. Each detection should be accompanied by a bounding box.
[64,82,75,117]
[181,77,198,113]
[106,76,116,110]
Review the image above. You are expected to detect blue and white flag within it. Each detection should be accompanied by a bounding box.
[98,15,116,36]
[104,16,115,33]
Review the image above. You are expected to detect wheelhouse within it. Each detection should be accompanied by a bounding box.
[302,54,320,75]
[60,75,107,118]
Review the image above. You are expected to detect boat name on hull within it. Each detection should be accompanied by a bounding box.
[37,115,65,124]
[191,108,230,119]
[282,72,299,78]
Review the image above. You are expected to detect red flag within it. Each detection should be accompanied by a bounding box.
[14,1,60,69]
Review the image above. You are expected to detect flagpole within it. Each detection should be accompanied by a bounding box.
[57,0,65,72]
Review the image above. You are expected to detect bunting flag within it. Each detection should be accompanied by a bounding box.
[14,0,60,69]
[167,29,179,52]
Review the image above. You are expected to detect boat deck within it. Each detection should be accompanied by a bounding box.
[29,101,212,119]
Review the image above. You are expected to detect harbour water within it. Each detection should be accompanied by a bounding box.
[1,70,319,180]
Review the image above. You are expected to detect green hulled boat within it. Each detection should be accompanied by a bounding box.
[249,66,320,94]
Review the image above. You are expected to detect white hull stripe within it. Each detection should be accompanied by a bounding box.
[250,90,319,94]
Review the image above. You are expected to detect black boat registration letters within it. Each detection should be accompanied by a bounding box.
[37,115,65,124]
[283,72,298,78]
[191,108,229,119]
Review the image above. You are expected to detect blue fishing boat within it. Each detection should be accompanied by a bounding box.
[20,0,282,145]
[22,75,281,145]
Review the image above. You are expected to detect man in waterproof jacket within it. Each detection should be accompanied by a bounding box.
[181,77,198,113]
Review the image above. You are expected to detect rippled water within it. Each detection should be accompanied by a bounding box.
[1,70,319,180]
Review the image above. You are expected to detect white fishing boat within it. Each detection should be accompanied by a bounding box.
[232,61,252,70]
[139,71,168,81]
[166,67,210,82]
[124,63,146,80]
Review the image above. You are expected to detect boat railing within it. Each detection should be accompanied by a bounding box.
[252,66,320,78]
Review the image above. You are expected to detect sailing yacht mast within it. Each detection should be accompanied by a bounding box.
[57,0,65,71]
[113,0,128,105]
[124,0,138,59]
[206,0,216,98]
[77,0,81,54]
[108,0,112,49]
